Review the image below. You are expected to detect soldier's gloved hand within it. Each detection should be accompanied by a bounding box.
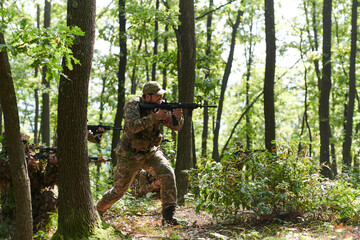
[154,109,171,121]
[172,108,183,119]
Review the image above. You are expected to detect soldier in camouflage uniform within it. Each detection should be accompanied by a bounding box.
[96,81,184,226]
[130,169,160,199]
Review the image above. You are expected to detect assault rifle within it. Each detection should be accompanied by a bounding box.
[139,100,217,126]
[89,156,111,165]
[87,125,123,135]
[31,147,57,160]
[234,149,267,156]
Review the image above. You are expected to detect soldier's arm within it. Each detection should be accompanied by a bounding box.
[125,100,158,134]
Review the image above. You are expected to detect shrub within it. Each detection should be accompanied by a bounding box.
[187,143,360,224]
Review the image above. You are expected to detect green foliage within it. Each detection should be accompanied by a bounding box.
[109,191,158,217]
[33,212,58,239]
[187,142,360,224]
[90,164,113,201]
[2,25,83,82]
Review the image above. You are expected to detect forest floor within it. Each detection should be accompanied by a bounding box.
[101,201,360,240]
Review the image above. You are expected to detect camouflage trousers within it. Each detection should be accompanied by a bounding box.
[96,146,177,214]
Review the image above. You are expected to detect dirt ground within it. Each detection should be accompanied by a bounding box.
[101,203,360,240]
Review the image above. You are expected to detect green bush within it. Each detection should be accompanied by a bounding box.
[187,143,360,224]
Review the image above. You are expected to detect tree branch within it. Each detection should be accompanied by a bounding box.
[196,0,238,20]
[220,90,264,159]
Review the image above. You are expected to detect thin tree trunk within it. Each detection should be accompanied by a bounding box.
[221,90,264,158]
[130,38,142,94]
[264,0,276,153]
[151,0,159,82]
[212,7,243,161]
[111,0,127,165]
[201,0,213,157]
[34,4,40,145]
[0,32,33,240]
[245,17,255,150]
[145,40,150,82]
[319,0,333,178]
[54,0,97,237]
[175,0,195,205]
[0,104,2,134]
[342,0,358,168]
[41,0,51,146]
[298,31,312,155]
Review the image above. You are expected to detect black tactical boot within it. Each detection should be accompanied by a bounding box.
[162,206,180,226]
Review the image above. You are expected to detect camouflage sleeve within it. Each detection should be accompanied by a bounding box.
[124,98,158,134]
[87,131,101,143]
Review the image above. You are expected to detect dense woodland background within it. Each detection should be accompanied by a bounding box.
[1,0,360,239]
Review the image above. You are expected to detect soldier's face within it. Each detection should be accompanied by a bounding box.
[148,94,163,104]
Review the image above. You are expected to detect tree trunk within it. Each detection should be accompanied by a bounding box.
[34,4,40,145]
[319,0,332,178]
[151,0,159,82]
[264,0,276,153]
[201,0,213,158]
[175,0,195,205]
[162,24,168,90]
[0,104,2,134]
[0,32,33,240]
[212,7,243,161]
[40,0,51,146]
[130,38,142,94]
[54,0,97,238]
[111,0,127,165]
[342,0,357,168]
[245,18,255,150]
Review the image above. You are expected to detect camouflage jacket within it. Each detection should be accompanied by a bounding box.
[118,96,184,153]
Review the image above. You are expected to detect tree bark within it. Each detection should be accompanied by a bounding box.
[111,0,127,165]
[342,0,357,168]
[245,17,255,150]
[201,0,213,158]
[54,0,97,238]
[212,7,243,161]
[319,0,332,178]
[151,0,159,82]
[40,0,51,146]
[34,4,40,145]
[130,38,142,94]
[0,104,2,134]
[175,0,195,205]
[264,0,276,153]
[0,32,33,240]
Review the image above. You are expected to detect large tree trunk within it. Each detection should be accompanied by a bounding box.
[111,0,127,165]
[212,7,243,161]
[40,0,51,146]
[54,0,97,238]
[319,0,332,179]
[0,32,33,240]
[264,0,276,153]
[342,0,357,168]
[175,0,195,205]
